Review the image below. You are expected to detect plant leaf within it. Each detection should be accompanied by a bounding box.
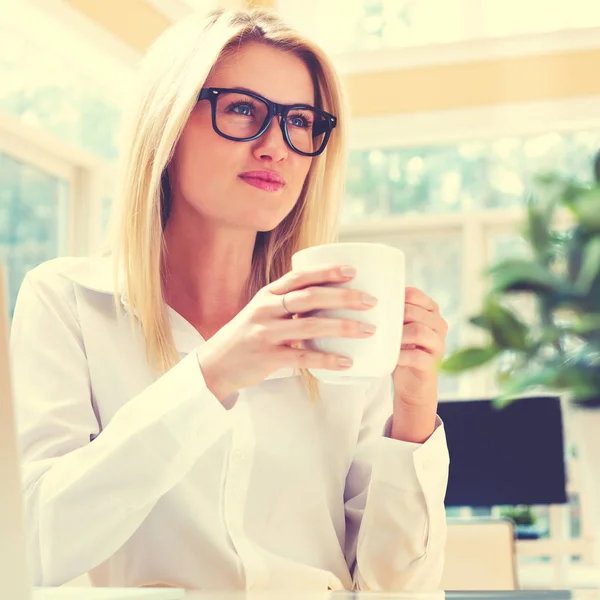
[469,315,490,330]
[486,259,566,295]
[569,188,600,233]
[440,346,501,374]
[481,297,530,351]
[569,313,600,336]
[493,369,560,408]
[525,196,552,262]
[566,226,590,283]
[575,236,600,294]
[561,179,591,209]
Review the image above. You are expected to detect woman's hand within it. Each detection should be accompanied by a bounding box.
[391,286,448,442]
[196,265,377,401]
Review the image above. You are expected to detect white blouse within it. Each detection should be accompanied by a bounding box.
[10,256,450,592]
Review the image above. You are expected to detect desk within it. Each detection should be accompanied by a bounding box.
[35,590,600,600]
[181,592,600,600]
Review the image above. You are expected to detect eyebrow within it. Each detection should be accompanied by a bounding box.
[233,86,315,107]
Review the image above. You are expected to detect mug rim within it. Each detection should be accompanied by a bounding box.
[293,242,405,261]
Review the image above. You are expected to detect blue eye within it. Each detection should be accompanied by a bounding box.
[288,115,312,129]
[227,101,255,116]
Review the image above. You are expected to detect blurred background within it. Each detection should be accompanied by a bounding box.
[2,0,600,591]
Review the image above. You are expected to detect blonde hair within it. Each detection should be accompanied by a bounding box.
[109,8,349,397]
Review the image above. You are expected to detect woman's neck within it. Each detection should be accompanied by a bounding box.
[162,214,257,338]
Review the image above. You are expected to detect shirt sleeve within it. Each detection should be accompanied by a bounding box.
[344,376,450,591]
[10,271,232,587]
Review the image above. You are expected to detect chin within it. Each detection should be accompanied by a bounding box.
[241,206,296,233]
[254,216,289,233]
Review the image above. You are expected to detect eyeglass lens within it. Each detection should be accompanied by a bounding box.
[214,91,329,154]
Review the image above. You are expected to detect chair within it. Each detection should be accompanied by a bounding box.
[442,518,518,591]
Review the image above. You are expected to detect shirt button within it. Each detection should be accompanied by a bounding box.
[231,449,245,463]
[422,458,436,471]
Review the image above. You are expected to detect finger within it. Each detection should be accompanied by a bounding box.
[268,264,356,296]
[404,304,448,335]
[397,347,439,373]
[282,286,377,315]
[405,286,439,312]
[277,346,354,371]
[401,322,445,356]
[267,316,376,344]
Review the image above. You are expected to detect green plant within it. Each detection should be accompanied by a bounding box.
[440,153,600,409]
[499,505,537,526]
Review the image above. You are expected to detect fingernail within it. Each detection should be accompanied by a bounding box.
[338,357,353,367]
[340,266,356,278]
[359,322,377,334]
[362,293,378,306]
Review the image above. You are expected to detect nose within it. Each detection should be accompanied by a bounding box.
[251,117,288,163]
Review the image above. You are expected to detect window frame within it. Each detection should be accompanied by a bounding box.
[0,109,115,257]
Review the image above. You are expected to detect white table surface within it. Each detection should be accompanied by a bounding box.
[32,588,600,600]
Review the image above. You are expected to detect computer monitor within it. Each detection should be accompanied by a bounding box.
[438,396,568,507]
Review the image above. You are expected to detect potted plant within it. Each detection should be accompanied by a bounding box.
[499,505,545,540]
[440,151,600,570]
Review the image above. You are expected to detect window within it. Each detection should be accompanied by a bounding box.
[343,130,600,222]
[0,152,70,317]
[0,23,123,160]
[0,1,130,160]
[340,127,600,399]
[0,0,125,312]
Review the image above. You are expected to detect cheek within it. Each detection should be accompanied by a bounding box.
[179,120,215,172]
[174,126,235,196]
[288,158,312,196]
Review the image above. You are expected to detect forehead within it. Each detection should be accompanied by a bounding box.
[205,42,316,106]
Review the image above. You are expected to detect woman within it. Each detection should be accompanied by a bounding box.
[11,7,450,592]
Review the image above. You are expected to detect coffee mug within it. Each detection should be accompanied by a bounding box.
[291,242,405,384]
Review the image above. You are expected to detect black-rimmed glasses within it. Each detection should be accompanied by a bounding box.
[197,87,337,157]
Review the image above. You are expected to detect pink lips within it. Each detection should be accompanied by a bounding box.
[239,170,285,192]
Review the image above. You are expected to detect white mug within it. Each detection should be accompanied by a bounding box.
[291,242,405,384]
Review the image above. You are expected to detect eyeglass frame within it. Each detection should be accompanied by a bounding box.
[197,87,337,157]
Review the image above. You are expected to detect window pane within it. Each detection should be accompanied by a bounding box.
[344,149,393,220]
[0,11,126,160]
[402,234,463,396]
[344,130,600,221]
[0,152,69,317]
